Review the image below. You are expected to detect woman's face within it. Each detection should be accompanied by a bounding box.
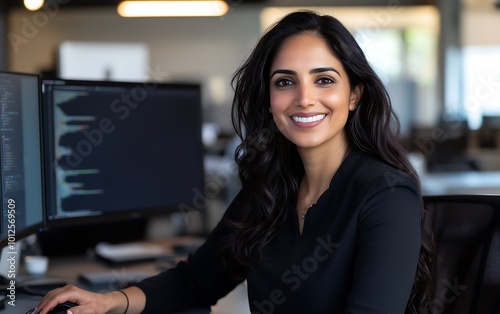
[269,33,361,151]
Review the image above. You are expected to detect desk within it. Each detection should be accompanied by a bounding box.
[421,171,500,196]
[1,238,250,314]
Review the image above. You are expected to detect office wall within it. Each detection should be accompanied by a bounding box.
[462,8,500,46]
[7,5,263,132]
[7,3,499,131]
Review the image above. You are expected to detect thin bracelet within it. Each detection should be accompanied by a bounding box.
[117,290,129,314]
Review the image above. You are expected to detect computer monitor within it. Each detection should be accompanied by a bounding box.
[40,78,205,231]
[0,72,45,278]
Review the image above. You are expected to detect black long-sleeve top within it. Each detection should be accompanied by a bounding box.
[135,150,421,313]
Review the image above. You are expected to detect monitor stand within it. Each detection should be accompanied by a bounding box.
[37,218,149,257]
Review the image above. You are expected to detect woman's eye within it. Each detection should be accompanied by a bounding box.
[317,77,334,85]
[275,78,293,87]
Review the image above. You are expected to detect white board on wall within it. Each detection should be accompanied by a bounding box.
[58,41,149,82]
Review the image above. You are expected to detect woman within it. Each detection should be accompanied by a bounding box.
[36,10,433,314]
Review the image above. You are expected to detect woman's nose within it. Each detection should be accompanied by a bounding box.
[296,83,316,107]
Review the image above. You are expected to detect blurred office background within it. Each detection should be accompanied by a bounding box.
[1,0,499,234]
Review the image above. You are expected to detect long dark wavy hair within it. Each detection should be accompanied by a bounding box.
[223,10,434,313]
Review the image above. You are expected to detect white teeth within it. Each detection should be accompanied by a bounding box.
[292,114,326,123]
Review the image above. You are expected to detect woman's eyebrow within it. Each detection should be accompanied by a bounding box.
[310,67,341,77]
[270,69,296,78]
[270,67,341,78]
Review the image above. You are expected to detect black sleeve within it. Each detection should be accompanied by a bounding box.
[346,183,421,313]
[134,194,246,313]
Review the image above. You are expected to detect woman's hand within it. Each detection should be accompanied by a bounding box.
[35,284,123,314]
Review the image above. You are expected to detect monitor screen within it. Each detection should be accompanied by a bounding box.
[0,72,45,248]
[41,78,205,227]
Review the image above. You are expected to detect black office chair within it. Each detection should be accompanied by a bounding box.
[423,194,500,314]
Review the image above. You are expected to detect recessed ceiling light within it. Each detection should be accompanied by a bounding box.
[117,1,229,17]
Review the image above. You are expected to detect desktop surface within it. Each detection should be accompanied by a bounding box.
[421,171,500,196]
[1,237,250,314]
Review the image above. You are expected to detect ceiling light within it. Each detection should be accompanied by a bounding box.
[117,1,229,17]
[24,0,44,11]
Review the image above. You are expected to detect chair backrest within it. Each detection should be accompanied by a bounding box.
[423,194,500,314]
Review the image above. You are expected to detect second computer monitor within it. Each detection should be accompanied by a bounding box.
[41,79,205,227]
[0,71,44,248]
